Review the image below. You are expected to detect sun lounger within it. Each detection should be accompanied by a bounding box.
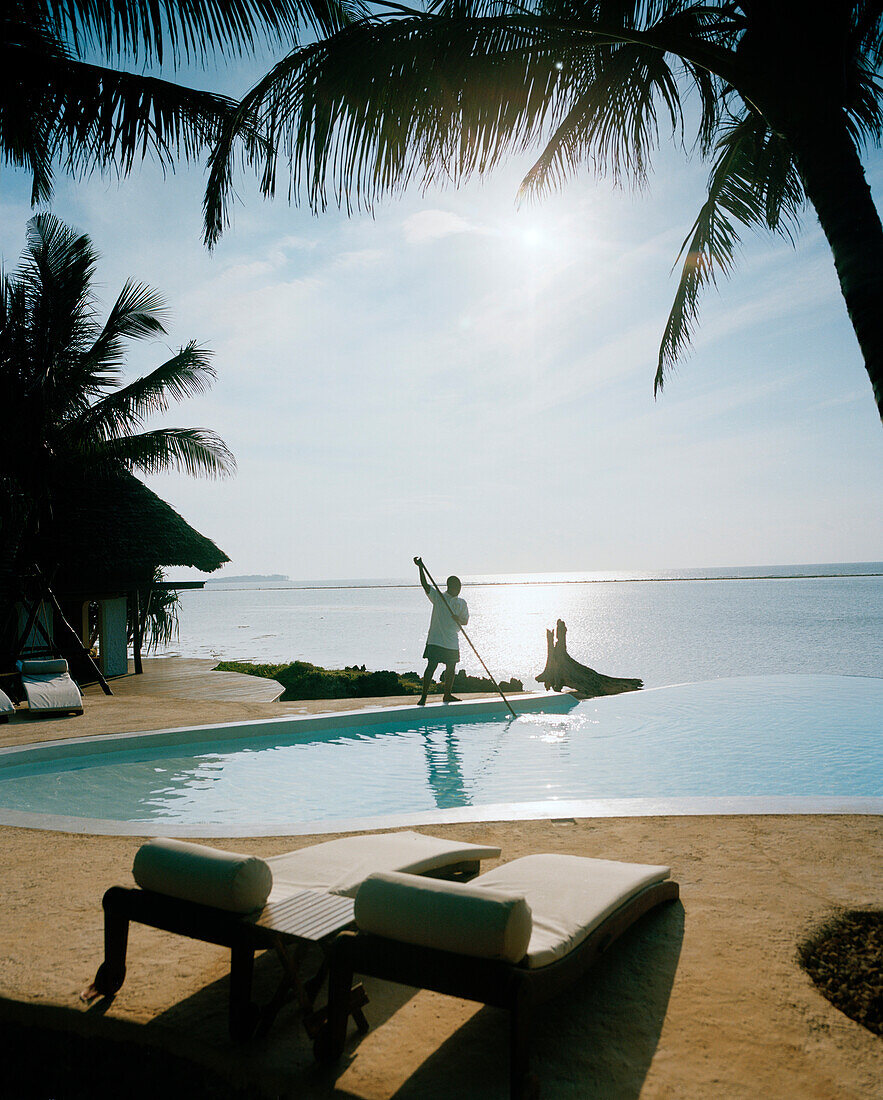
[16,658,83,716]
[315,854,679,1099]
[82,832,501,1039]
[0,687,14,723]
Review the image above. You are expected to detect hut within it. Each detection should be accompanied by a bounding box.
[9,471,228,684]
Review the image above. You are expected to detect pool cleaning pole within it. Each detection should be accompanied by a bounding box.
[416,557,517,719]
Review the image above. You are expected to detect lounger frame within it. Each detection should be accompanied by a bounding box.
[316,879,679,1100]
[88,858,485,1040]
[93,885,297,1039]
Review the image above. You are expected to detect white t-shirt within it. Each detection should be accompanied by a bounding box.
[426,588,469,651]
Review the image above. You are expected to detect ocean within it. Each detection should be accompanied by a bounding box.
[156,563,883,690]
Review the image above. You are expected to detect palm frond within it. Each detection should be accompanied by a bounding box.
[44,55,241,179]
[16,214,101,414]
[20,212,98,323]
[204,0,743,242]
[519,36,688,199]
[94,427,237,478]
[80,280,169,384]
[138,568,180,652]
[844,65,883,148]
[3,214,236,487]
[0,6,62,202]
[655,110,805,392]
[1,3,281,201]
[68,343,217,445]
[0,8,59,202]
[39,0,366,66]
[851,0,883,71]
[206,15,595,240]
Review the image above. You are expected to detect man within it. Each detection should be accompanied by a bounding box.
[414,557,469,705]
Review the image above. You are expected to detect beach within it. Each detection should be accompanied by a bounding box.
[1,681,880,1099]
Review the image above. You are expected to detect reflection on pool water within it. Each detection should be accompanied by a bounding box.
[0,675,880,830]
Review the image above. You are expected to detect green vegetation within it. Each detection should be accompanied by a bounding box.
[798,909,882,1036]
[216,660,524,701]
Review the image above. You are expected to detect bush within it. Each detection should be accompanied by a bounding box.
[798,909,882,1035]
[453,670,524,694]
[215,660,424,700]
[215,661,523,701]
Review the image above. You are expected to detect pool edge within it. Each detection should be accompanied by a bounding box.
[0,796,880,836]
[0,690,579,769]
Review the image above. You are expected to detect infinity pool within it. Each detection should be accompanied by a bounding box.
[0,676,880,833]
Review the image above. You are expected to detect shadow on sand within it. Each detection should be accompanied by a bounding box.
[0,994,257,1099]
[389,898,685,1099]
[140,946,421,1095]
[14,896,682,1098]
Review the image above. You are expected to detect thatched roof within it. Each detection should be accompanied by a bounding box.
[42,471,229,591]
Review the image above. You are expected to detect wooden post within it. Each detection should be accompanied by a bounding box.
[34,566,113,695]
[229,940,257,1041]
[131,588,143,675]
[509,976,535,1100]
[80,886,130,1002]
[314,933,357,1064]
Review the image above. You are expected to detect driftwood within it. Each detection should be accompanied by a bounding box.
[537,620,642,697]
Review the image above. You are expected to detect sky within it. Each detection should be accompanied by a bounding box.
[2,49,882,581]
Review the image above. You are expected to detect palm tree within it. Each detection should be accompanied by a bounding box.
[0,212,235,561]
[0,211,236,663]
[1,0,361,203]
[203,1,883,421]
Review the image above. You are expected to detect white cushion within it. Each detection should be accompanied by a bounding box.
[266,830,501,901]
[21,677,82,712]
[0,688,13,715]
[474,854,671,969]
[133,838,272,914]
[355,870,532,963]
[18,658,69,675]
[17,660,82,712]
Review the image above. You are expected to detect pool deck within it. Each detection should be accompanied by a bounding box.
[1,658,503,749]
[0,664,880,1098]
[85,657,287,703]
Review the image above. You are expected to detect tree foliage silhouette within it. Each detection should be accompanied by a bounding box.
[203,0,883,419]
[2,0,361,202]
[0,213,235,557]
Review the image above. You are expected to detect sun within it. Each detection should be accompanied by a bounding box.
[519,227,546,248]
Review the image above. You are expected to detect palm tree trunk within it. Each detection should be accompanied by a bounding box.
[790,116,883,422]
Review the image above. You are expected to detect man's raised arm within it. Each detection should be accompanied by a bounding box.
[414,556,432,596]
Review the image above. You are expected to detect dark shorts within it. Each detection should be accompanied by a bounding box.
[423,643,459,667]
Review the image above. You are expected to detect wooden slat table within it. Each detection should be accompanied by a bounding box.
[252,890,367,1038]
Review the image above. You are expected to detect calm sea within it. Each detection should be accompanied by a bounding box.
[156,563,883,690]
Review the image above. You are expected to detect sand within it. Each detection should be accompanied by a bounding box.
[0,694,880,1098]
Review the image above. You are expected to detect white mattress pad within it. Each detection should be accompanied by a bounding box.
[473,854,671,969]
[266,830,502,900]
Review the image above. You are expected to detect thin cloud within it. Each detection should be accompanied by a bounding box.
[279,235,318,252]
[402,209,485,244]
[333,248,386,269]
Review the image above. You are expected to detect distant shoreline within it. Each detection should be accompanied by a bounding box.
[200,571,883,593]
[207,574,289,583]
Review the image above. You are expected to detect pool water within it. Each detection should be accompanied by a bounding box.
[0,675,880,830]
